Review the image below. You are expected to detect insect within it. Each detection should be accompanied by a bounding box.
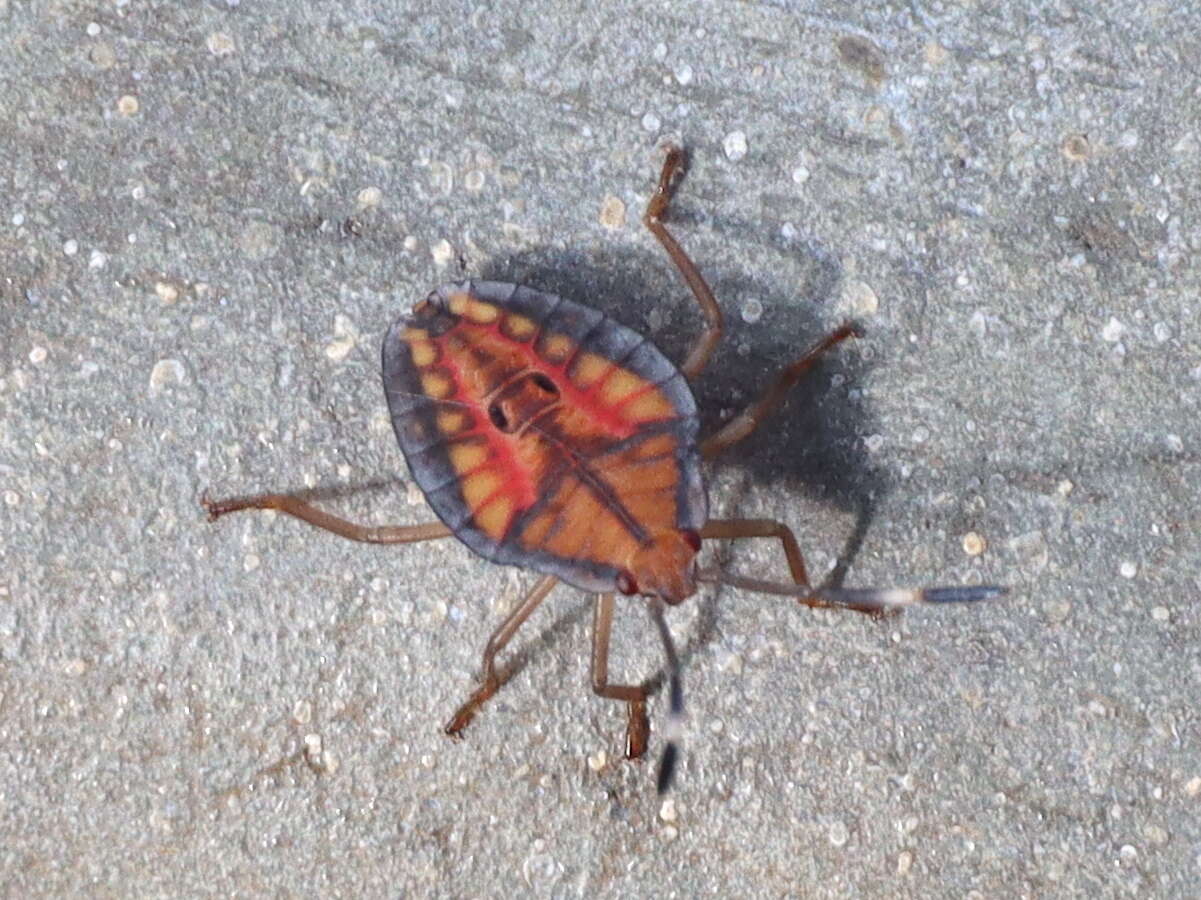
[204,146,1004,792]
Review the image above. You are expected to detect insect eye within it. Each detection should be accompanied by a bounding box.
[682,529,701,552]
[616,571,639,595]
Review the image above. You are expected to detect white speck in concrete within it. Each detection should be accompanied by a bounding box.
[1008,530,1049,572]
[599,195,626,229]
[641,112,660,132]
[841,280,878,315]
[324,314,358,362]
[962,532,985,556]
[1151,606,1169,621]
[674,63,693,85]
[723,130,748,161]
[356,186,382,210]
[117,94,139,116]
[740,296,763,323]
[206,32,236,56]
[243,553,260,572]
[28,346,47,365]
[63,239,78,256]
[155,282,179,304]
[1164,433,1184,453]
[864,434,885,453]
[90,42,116,68]
[897,850,913,875]
[431,238,454,267]
[86,22,101,36]
[88,249,107,269]
[1119,560,1137,578]
[148,358,188,394]
[792,165,810,184]
[1101,317,1124,342]
[828,820,849,847]
[464,170,485,192]
[653,42,667,62]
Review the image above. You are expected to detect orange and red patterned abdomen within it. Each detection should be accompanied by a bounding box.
[382,281,707,593]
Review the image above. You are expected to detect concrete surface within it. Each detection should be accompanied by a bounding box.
[2,0,1198,896]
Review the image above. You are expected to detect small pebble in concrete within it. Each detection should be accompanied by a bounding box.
[962,532,985,556]
[431,238,454,267]
[207,32,235,55]
[599,195,626,229]
[1101,317,1124,342]
[356,186,382,210]
[828,820,849,847]
[723,130,748,161]
[148,359,187,394]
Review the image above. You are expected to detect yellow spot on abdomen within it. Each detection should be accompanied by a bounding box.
[409,340,437,366]
[449,442,488,472]
[636,434,676,458]
[464,298,500,324]
[599,369,645,405]
[474,495,514,539]
[501,314,536,341]
[462,470,502,510]
[621,389,673,421]
[570,352,611,389]
[437,411,470,434]
[540,333,574,363]
[421,371,452,398]
[448,292,470,315]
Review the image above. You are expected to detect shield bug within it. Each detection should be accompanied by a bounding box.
[204,146,1004,791]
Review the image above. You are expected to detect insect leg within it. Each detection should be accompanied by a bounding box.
[701,517,811,589]
[202,491,453,544]
[642,145,724,379]
[590,593,650,759]
[700,323,861,460]
[444,574,558,738]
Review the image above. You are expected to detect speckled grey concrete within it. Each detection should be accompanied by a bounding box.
[2,1,1198,896]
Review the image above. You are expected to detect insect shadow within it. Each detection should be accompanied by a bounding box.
[476,245,889,672]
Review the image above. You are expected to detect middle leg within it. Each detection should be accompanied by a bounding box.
[590,593,650,759]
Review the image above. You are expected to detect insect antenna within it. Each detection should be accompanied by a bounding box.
[647,598,684,794]
[695,568,1007,613]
